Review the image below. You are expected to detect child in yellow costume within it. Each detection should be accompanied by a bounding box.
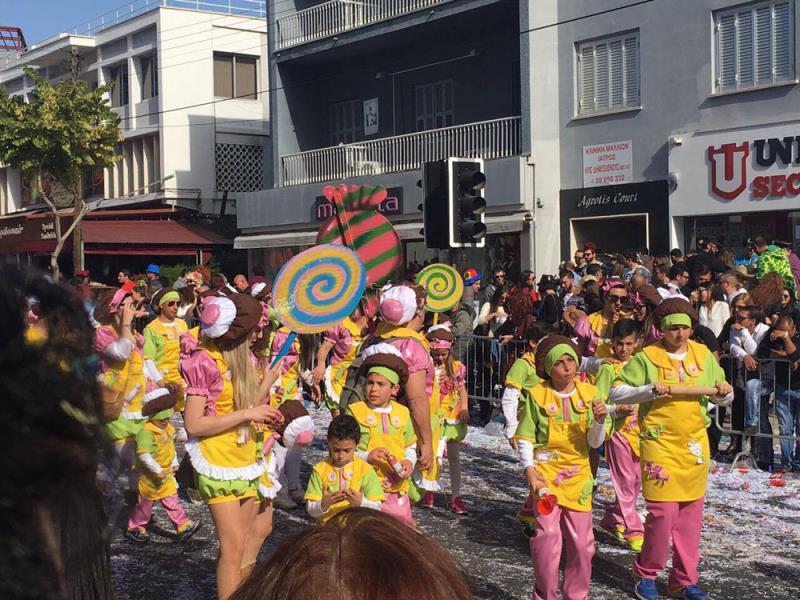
[313,310,369,415]
[346,344,417,527]
[306,415,385,523]
[609,299,733,600]
[416,325,469,514]
[143,288,189,413]
[517,335,607,600]
[125,392,200,543]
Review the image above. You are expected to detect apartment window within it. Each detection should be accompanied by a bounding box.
[714,1,794,94]
[213,53,257,99]
[82,166,105,198]
[415,80,453,131]
[140,55,158,100]
[576,32,640,115]
[329,99,362,145]
[109,63,129,107]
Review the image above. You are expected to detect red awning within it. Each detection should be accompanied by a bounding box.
[81,219,231,247]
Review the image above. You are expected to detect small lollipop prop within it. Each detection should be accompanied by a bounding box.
[271,244,367,363]
[416,263,464,325]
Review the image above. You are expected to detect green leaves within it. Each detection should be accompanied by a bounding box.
[0,66,122,199]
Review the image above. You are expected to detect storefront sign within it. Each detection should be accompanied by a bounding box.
[582,140,633,187]
[312,187,403,222]
[670,122,800,216]
[0,213,68,253]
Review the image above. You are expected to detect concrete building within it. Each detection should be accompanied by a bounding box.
[0,0,268,274]
[235,0,533,282]
[527,0,800,269]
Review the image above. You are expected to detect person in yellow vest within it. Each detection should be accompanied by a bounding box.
[516,335,607,600]
[305,415,385,523]
[181,293,285,600]
[144,288,189,436]
[346,345,417,527]
[593,318,644,553]
[416,325,469,514]
[125,391,200,543]
[609,298,733,600]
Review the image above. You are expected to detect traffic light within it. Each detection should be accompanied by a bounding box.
[448,158,486,248]
[420,160,449,249]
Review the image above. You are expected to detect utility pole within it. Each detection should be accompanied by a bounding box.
[70,47,85,276]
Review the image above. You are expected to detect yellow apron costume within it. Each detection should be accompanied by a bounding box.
[348,400,415,495]
[515,381,597,512]
[304,457,385,524]
[101,328,147,442]
[323,318,365,410]
[615,340,726,502]
[439,361,468,443]
[415,368,444,491]
[136,421,178,500]
[269,327,302,408]
[595,361,640,454]
[184,342,263,504]
[143,318,189,410]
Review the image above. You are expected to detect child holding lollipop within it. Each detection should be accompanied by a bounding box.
[516,335,607,600]
[345,344,417,526]
[609,298,732,600]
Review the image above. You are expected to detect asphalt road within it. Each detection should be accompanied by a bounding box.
[110,412,800,600]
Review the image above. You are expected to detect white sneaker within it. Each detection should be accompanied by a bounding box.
[175,427,188,443]
[187,488,204,505]
[289,488,306,504]
[273,488,297,510]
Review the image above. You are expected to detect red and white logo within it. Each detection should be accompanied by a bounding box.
[707,142,750,200]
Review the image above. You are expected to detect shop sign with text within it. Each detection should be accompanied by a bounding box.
[312,187,403,222]
[582,140,633,187]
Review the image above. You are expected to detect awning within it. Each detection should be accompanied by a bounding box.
[81,219,231,247]
[234,213,525,250]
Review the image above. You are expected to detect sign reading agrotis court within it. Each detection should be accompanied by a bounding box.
[670,123,800,216]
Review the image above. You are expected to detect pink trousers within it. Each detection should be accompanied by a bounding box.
[600,433,644,540]
[529,506,594,600]
[127,493,190,532]
[634,497,704,589]
[381,492,414,527]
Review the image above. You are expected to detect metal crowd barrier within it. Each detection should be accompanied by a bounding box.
[454,334,529,405]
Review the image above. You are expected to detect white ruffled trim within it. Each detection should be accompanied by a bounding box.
[143,387,170,404]
[444,417,463,426]
[436,437,447,459]
[184,437,266,481]
[427,323,452,333]
[121,410,144,420]
[413,470,442,492]
[250,282,267,296]
[258,479,281,499]
[283,415,315,449]
[360,342,403,360]
[323,366,341,405]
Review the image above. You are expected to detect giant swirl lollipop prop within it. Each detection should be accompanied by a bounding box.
[417,263,464,313]
[272,244,367,334]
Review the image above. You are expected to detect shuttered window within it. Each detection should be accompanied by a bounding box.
[576,32,639,115]
[714,1,795,93]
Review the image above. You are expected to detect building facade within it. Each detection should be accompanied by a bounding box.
[527,0,800,269]
[235,0,534,282]
[0,0,269,275]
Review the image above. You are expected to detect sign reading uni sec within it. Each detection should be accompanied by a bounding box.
[708,135,800,201]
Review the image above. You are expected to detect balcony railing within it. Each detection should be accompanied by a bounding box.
[276,0,446,50]
[281,116,520,186]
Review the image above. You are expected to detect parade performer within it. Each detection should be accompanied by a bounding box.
[374,284,434,472]
[180,293,284,600]
[305,415,385,523]
[312,307,369,416]
[517,336,606,600]
[94,283,149,485]
[417,325,469,514]
[587,278,630,357]
[609,299,733,600]
[346,345,417,526]
[500,323,547,532]
[143,287,190,438]
[594,319,644,553]
[125,391,200,543]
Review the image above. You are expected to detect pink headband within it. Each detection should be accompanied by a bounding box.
[430,339,452,350]
[108,281,136,314]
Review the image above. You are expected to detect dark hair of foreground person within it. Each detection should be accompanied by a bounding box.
[0,267,114,600]
[231,508,474,600]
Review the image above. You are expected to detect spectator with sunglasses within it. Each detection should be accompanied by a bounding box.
[481,266,507,306]
[588,279,630,340]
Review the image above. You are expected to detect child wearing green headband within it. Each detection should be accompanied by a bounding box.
[516,336,607,600]
[346,352,417,527]
[608,298,732,600]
